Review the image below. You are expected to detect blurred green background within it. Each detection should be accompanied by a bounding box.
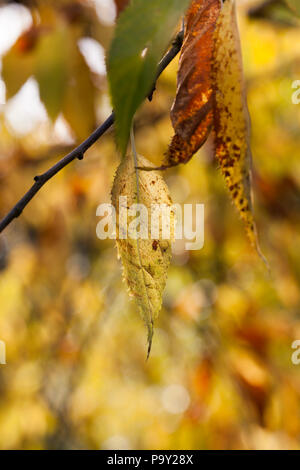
[1,0,300,450]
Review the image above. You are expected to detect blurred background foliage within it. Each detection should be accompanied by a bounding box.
[0,0,300,450]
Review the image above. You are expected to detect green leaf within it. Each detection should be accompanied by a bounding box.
[285,0,300,16]
[107,0,190,155]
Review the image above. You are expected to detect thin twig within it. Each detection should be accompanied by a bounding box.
[0,30,184,234]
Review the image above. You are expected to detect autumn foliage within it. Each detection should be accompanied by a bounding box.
[0,0,300,451]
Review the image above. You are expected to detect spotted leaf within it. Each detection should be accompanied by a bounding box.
[212,0,264,259]
[111,153,173,356]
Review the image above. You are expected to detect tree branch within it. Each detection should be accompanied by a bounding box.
[0,30,184,234]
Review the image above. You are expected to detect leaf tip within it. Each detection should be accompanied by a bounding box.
[146,321,154,360]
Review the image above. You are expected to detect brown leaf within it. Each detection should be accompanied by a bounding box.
[212,0,264,259]
[165,0,221,167]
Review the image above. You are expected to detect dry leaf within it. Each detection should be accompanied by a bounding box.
[212,0,263,257]
[111,154,173,356]
[165,0,221,167]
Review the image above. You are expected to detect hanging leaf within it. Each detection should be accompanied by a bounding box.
[62,33,96,141]
[2,28,39,99]
[111,153,173,356]
[212,0,262,256]
[166,0,221,167]
[107,0,191,156]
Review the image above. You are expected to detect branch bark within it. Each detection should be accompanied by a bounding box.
[0,30,184,234]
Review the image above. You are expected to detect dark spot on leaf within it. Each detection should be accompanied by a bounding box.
[152,240,158,251]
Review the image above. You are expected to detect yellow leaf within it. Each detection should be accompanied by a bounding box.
[111,152,173,356]
[35,28,69,121]
[2,32,36,99]
[63,36,96,141]
[212,0,265,262]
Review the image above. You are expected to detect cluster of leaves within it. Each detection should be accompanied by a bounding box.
[1,0,299,353]
[2,0,104,140]
[107,0,265,352]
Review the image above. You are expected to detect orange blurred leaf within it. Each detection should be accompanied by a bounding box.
[1,27,43,99]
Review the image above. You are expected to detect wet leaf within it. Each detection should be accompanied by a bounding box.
[107,0,191,156]
[166,0,221,167]
[111,153,173,356]
[212,0,262,256]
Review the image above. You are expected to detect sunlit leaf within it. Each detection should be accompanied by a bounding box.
[107,0,191,156]
[111,152,173,355]
[285,0,300,16]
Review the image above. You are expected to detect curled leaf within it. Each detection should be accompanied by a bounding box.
[111,154,173,356]
[166,0,221,167]
[212,0,264,259]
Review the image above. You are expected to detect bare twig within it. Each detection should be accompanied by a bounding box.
[0,30,184,234]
